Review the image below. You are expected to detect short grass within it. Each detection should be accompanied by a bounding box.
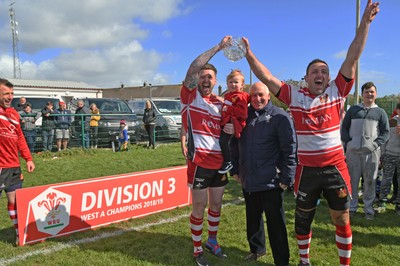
[0,143,399,265]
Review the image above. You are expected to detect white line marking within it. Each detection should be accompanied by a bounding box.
[0,198,244,265]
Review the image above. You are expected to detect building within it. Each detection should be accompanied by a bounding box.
[102,84,182,100]
[8,78,102,104]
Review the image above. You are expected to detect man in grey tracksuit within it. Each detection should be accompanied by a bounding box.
[341,82,389,220]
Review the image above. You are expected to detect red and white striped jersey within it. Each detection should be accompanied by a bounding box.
[0,106,32,168]
[278,73,354,167]
[181,85,223,169]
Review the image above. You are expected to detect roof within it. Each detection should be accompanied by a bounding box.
[129,97,180,102]
[102,84,182,100]
[7,78,99,90]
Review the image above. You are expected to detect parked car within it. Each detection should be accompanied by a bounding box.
[11,96,63,152]
[70,98,140,146]
[11,96,61,126]
[128,98,181,140]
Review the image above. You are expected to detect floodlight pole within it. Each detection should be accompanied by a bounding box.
[9,2,21,79]
[354,0,360,104]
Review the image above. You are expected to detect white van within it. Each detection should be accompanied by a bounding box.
[11,96,62,126]
[128,98,181,140]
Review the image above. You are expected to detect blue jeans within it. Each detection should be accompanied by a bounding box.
[23,130,36,153]
[42,129,54,151]
[79,132,90,148]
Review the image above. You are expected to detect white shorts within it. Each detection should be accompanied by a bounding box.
[55,129,70,140]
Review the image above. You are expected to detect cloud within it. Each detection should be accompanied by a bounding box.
[0,55,15,77]
[359,69,389,85]
[333,50,347,59]
[0,0,188,87]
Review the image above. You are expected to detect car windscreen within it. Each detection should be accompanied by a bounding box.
[88,99,132,114]
[153,100,181,114]
[128,101,145,115]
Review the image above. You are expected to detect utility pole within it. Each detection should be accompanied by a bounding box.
[354,0,360,104]
[9,2,22,79]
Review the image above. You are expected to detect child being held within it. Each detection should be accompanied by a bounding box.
[217,69,250,174]
[118,119,129,151]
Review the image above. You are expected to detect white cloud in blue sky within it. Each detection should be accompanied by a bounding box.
[0,0,399,96]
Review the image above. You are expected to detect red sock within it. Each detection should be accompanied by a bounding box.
[297,231,312,264]
[8,203,18,237]
[207,209,220,243]
[336,222,352,266]
[190,214,203,255]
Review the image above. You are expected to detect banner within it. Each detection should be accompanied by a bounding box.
[16,166,190,246]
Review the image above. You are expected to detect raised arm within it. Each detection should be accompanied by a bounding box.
[183,36,231,90]
[243,37,282,96]
[340,0,380,79]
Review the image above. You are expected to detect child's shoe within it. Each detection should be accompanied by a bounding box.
[218,162,233,174]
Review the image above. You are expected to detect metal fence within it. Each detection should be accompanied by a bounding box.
[19,113,180,153]
[21,97,398,153]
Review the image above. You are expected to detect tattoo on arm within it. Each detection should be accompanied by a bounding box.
[188,79,198,89]
[184,46,219,89]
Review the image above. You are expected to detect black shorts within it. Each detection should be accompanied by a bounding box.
[0,167,23,193]
[188,161,229,190]
[296,166,350,211]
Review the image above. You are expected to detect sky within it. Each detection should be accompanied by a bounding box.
[0,0,399,97]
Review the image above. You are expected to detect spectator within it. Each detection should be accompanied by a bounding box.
[75,100,90,148]
[40,101,56,152]
[19,103,37,153]
[14,96,28,111]
[341,82,389,220]
[217,69,250,174]
[376,103,400,214]
[143,99,156,149]
[118,119,129,151]
[230,82,296,265]
[242,1,380,264]
[180,36,231,266]
[388,107,399,203]
[0,78,35,246]
[388,170,398,203]
[89,103,100,149]
[55,102,72,151]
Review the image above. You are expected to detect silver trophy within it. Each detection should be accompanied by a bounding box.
[223,37,246,62]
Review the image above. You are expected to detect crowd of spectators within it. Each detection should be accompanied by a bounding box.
[16,99,95,152]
